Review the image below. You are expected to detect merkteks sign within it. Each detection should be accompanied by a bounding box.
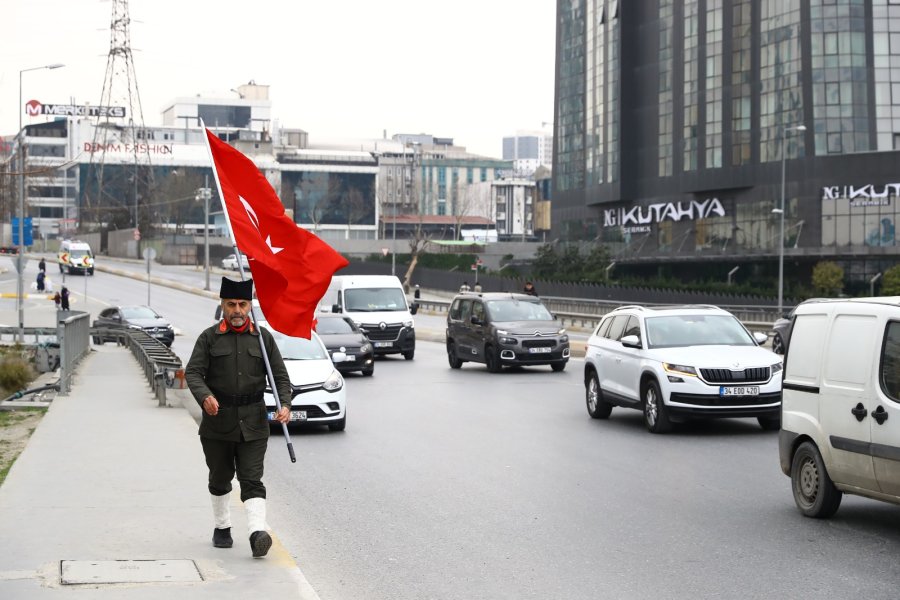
[603,198,726,228]
[24,100,126,119]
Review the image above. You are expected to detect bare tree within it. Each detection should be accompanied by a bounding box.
[451,180,492,240]
[402,217,431,293]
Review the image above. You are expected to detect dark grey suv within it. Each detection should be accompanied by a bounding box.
[445,292,570,372]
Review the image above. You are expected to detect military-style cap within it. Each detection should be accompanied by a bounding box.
[220,277,253,300]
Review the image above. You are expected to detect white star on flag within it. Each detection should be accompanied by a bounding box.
[240,195,283,255]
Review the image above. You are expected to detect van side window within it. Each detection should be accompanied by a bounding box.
[459,299,473,322]
[449,300,462,321]
[472,301,485,321]
[880,321,900,402]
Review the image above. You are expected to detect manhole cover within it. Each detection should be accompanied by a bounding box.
[60,560,202,585]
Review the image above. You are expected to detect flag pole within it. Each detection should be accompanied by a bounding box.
[200,121,296,463]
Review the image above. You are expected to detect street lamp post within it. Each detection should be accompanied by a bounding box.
[777,124,806,316]
[196,176,213,291]
[18,63,64,342]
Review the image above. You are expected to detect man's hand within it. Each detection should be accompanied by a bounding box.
[274,405,290,424]
[202,395,219,416]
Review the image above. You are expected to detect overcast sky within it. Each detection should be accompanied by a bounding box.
[1,0,556,158]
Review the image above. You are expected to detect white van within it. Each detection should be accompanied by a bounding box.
[58,240,94,275]
[319,275,419,360]
[780,297,900,518]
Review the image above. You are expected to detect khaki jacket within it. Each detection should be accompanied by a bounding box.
[185,321,292,441]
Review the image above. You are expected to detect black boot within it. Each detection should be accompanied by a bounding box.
[249,530,272,557]
[213,527,233,548]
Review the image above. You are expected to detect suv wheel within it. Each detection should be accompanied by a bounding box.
[585,371,612,419]
[403,350,415,360]
[772,333,785,355]
[447,342,463,369]
[485,345,502,373]
[791,441,842,518]
[551,361,566,372]
[642,379,672,433]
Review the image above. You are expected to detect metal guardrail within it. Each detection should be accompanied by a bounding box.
[0,311,92,396]
[58,312,91,394]
[413,296,777,336]
[94,328,183,407]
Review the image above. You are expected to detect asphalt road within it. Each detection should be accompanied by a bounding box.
[6,257,900,599]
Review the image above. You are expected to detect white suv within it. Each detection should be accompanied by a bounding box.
[583,305,783,433]
[780,298,900,518]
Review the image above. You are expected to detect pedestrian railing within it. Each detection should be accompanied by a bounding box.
[58,311,91,394]
[94,328,183,407]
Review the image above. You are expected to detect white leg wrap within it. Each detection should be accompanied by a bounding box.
[244,497,268,533]
[211,493,231,529]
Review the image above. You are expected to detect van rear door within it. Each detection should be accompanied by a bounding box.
[818,313,878,491]
[872,320,900,496]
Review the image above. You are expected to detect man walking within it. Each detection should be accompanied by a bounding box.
[185,277,292,557]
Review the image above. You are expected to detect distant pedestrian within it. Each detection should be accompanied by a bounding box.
[60,286,70,311]
[36,271,45,292]
[44,277,53,293]
[473,282,483,293]
[413,285,421,300]
[38,258,46,273]
[53,291,61,309]
[523,281,538,296]
[460,281,471,293]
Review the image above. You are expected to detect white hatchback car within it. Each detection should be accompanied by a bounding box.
[263,329,347,431]
[583,305,783,433]
[221,253,250,270]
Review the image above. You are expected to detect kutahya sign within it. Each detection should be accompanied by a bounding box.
[603,198,726,234]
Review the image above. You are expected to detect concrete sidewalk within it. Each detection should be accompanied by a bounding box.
[0,345,318,599]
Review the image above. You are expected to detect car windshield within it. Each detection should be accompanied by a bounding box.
[271,332,329,360]
[121,306,158,320]
[644,314,755,348]
[316,317,357,334]
[344,288,407,312]
[485,299,553,322]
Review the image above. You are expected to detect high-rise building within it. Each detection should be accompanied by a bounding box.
[503,130,553,178]
[553,0,900,289]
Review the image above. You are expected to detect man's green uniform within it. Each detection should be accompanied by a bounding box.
[186,318,292,500]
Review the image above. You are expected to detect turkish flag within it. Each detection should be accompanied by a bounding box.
[205,129,348,338]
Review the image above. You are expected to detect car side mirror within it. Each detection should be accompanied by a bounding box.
[753,331,768,345]
[620,334,642,349]
[331,303,341,314]
[410,302,419,315]
[470,315,483,326]
[331,351,347,363]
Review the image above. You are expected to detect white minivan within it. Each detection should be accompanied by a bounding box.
[319,275,419,360]
[780,297,900,518]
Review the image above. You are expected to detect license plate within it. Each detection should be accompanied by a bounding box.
[268,410,307,422]
[719,386,759,396]
[374,341,392,348]
[343,355,355,361]
[528,347,551,354]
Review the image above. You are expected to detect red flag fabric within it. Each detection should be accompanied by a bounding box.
[205,129,348,338]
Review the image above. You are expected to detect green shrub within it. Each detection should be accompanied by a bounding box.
[882,265,900,296]
[0,357,35,396]
[812,261,844,296]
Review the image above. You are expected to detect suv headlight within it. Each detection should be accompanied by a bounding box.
[663,363,698,377]
[323,370,344,392]
[403,319,414,328]
[771,362,783,374]
[557,328,567,335]
[360,342,372,353]
[499,336,517,345]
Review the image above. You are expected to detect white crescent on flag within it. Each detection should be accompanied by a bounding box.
[239,195,283,255]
